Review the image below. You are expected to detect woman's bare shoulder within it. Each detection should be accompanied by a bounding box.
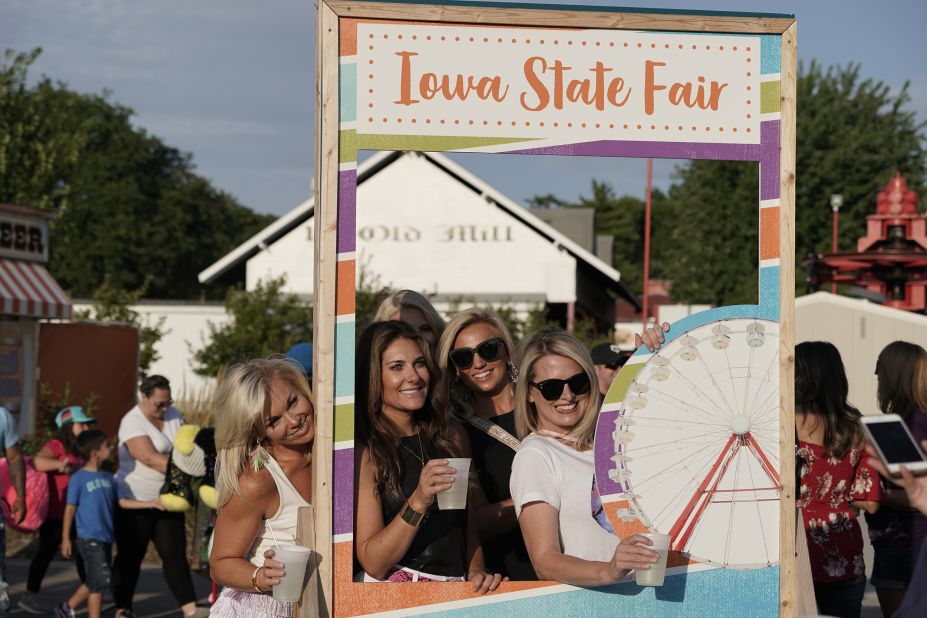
[238,463,278,505]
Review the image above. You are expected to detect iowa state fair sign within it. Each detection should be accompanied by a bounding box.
[358,23,760,144]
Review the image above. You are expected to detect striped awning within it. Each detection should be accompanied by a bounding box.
[0,259,71,319]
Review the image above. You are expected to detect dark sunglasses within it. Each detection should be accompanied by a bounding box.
[529,372,591,401]
[153,399,173,410]
[449,337,505,370]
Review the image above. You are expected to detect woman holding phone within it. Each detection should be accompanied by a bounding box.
[795,341,881,618]
[353,320,502,592]
[509,328,659,585]
[864,341,927,617]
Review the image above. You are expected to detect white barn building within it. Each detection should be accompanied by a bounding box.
[199,150,638,328]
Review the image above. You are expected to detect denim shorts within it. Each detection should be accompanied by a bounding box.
[75,538,112,593]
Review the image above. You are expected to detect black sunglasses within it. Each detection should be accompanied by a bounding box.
[449,337,505,369]
[529,372,591,401]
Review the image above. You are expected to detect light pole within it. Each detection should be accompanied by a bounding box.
[830,194,843,293]
[642,158,653,329]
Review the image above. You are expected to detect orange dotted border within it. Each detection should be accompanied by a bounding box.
[364,34,756,131]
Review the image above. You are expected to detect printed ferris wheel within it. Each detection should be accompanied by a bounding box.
[609,318,781,568]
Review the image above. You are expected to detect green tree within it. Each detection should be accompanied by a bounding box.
[192,276,312,377]
[0,48,275,299]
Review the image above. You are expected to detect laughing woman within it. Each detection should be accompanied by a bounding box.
[354,320,503,592]
[509,329,659,585]
[209,358,314,618]
[434,308,536,580]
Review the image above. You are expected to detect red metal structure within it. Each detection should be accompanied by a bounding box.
[812,173,927,312]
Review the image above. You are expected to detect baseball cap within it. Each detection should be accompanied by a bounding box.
[286,342,313,377]
[590,343,631,369]
[55,406,97,428]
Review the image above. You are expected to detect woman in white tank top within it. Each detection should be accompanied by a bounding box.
[208,358,315,618]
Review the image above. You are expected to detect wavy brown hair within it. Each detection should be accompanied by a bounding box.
[356,320,457,495]
[795,341,861,459]
[876,341,927,420]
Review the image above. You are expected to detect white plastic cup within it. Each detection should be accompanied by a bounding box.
[634,533,671,587]
[271,544,313,602]
[436,458,470,510]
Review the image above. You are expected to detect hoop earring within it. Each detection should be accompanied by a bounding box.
[507,361,520,384]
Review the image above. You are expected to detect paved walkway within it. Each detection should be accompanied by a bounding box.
[4,560,213,617]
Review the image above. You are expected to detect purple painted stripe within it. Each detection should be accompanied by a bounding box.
[595,409,623,496]
[334,446,355,536]
[337,169,356,254]
[508,139,762,161]
[760,120,781,201]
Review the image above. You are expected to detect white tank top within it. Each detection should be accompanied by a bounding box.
[247,455,312,567]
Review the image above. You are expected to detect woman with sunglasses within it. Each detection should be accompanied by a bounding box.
[433,308,535,580]
[113,375,203,618]
[354,320,503,592]
[509,329,659,585]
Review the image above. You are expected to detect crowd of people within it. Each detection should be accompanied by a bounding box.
[0,287,924,618]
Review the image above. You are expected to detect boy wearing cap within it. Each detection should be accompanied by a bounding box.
[18,407,94,615]
[590,343,631,399]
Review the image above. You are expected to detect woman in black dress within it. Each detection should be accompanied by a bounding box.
[353,320,503,592]
[434,308,536,580]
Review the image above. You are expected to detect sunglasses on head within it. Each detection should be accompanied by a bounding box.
[529,372,591,401]
[449,337,504,370]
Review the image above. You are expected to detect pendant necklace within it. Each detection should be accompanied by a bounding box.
[401,430,426,465]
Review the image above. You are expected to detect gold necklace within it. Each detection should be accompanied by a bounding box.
[400,431,426,465]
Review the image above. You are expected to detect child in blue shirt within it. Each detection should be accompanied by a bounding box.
[58,430,162,618]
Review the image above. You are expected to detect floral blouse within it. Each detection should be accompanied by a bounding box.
[798,441,881,583]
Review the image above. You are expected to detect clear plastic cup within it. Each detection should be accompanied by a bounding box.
[436,458,470,510]
[634,533,671,587]
[271,544,312,602]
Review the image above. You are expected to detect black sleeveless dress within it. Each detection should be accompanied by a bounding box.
[380,433,468,577]
[465,411,537,580]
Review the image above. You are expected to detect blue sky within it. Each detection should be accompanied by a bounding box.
[5,0,926,216]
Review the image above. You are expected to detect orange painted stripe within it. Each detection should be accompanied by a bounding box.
[334,541,556,615]
[336,259,355,316]
[340,18,358,56]
[760,206,780,260]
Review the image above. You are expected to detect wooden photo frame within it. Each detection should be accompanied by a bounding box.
[313,2,797,615]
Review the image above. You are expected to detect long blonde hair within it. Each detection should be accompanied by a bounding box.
[373,290,445,342]
[434,308,518,420]
[213,357,313,508]
[514,329,600,450]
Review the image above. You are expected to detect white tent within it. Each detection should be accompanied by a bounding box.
[796,292,927,415]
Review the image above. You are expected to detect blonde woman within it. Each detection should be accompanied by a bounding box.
[209,358,314,617]
[434,308,535,580]
[509,329,658,585]
[373,290,445,349]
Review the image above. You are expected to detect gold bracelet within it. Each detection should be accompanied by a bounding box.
[251,566,262,593]
[399,500,427,526]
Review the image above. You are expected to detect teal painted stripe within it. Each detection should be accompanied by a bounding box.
[341,63,356,123]
[417,566,779,617]
[760,34,780,74]
[335,321,356,400]
[760,265,781,319]
[349,0,792,19]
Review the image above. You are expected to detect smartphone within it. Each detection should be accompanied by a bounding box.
[859,414,927,476]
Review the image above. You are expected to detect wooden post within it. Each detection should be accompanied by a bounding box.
[295,505,323,618]
[311,0,340,614]
[778,21,798,618]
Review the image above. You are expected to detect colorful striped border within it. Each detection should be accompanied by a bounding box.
[332,18,784,617]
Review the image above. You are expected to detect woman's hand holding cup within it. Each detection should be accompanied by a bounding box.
[409,459,455,512]
[257,548,286,591]
[606,534,659,582]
